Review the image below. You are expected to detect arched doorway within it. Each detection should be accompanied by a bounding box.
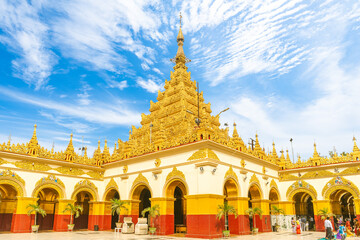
[269,188,280,230]
[293,192,314,230]
[223,178,239,233]
[36,187,59,231]
[248,184,262,231]
[330,189,356,226]
[104,189,120,229]
[132,185,152,219]
[165,180,187,234]
[0,184,18,231]
[73,191,93,230]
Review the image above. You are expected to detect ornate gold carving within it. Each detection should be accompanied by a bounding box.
[322,176,360,199]
[279,173,299,181]
[55,166,85,176]
[301,170,335,179]
[270,179,278,190]
[86,171,103,179]
[32,174,65,198]
[14,160,52,171]
[106,178,118,190]
[74,179,98,191]
[286,180,317,200]
[35,174,65,188]
[240,159,245,168]
[249,173,260,186]
[0,157,7,165]
[187,148,220,161]
[340,166,360,175]
[155,158,161,167]
[132,173,149,188]
[123,165,128,174]
[0,178,25,197]
[0,169,25,186]
[225,166,238,182]
[262,166,266,174]
[166,167,186,182]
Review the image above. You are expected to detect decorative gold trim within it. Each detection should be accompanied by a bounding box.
[340,166,360,175]
[0,169,25,186]
[132,173,149,187]
[32,175,65,199]
[155,158,161,167]
[86,171,103,179]
[322,176,360,199]
[72,179,98,200]
[56,166,85,176]
[225,166,238,182]
[166,167,186,182]
[14,160,51,172]
[286,180,317,200]
[301,170,335,179]
[187,148,220,161]
[270,179,278,190]
[0,157,8,165]
[249,173,260,186]
[0,178,25,197]
[106,178,118,190]
[123,165,128,174]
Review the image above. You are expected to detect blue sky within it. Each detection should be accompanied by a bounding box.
[0,0,359,160]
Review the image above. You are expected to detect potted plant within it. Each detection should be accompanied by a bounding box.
[111,198,128,228]
[245,207,263,234]
[27,203,46,232]
[217,201,238,237]
[63,203,83,230]
[141,204,160,234]
[271,205,284,232]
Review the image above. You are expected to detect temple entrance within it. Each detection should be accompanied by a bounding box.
[165,179,187,234]
[223,178,239,232]
[330,189,356,225]
[293,192,314,230]
[0,184,18,231]
[248,184,262,231]
[74,191,92,230]
[139,188,151,219]
[37,187,59,231]
[105,189,120,229]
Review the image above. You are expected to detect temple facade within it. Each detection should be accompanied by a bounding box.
[1,23,360,239]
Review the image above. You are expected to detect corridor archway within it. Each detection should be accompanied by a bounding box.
[36,187,59,231]
[329,189,356,222]
[0,184,18,231]
[131,184,152,219]
[73,191,93,230]
[104,189,120,229]
[293,192,314,229]
[224,178,239,233]
[248,184,262,231]
[165,179,187,233]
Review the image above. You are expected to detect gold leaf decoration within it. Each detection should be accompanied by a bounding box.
[279,173,299,181]
[286,180,317,200]
[322,176,360,199]
[35,174,65,188]
[74,179,98,191]
[86,171,103,179]
[340,166,360,175]
[132,173,149,188]
[187,148,220,161]
[270,179,278,190]
[166,167,185,182]
[155,158,161,167]
[0,157,8,165]
[55,166,85,176]
[225,166,238,182]
[123,165,128,174]
[106,178,118,190]
[0,169,25,186]
[301,170,334,179]
[14,160,52,172]
[249,173,260,186]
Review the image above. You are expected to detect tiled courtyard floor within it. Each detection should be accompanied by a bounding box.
[0,231,360,240]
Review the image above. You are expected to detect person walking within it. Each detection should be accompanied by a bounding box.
[325,216,334,240]
[301,216,306,231]
[291,217,296,234]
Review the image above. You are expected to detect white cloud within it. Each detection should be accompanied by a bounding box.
[0,86,140,126]
[136,77,164,93]
[0,1,57,89]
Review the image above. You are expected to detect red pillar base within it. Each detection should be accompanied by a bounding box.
[88,215,106,230]
[156,215,174,235]
[11,214,31,233]
[186,215,223,239]
[228,215,251,235]
[53,214,71,231]
[315,215,325,231]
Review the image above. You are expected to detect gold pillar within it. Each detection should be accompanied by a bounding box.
[227,197,249,215]
[278,201,295,215]
[313,200,332,215]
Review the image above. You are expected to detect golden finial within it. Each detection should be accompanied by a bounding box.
[180,12,182,28]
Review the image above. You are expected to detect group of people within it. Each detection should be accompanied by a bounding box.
[291,216,314,234]
[324,216,360,240]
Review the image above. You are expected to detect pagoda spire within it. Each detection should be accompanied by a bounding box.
[64,133,75,162]
[353,136,359,152]
[352,136,360,161]
[313,142,320,158]
[232,122,239,138]
[28,124,40,156]
[102,139,110,163]
[172,12,190,68]
[272,142,278,158]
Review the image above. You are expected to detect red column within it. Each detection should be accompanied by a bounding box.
[186,214,223,239]
[53,214,71,231]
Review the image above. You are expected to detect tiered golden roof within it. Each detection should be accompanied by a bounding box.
[0,22,359,169]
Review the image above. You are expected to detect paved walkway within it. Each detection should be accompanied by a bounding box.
[0,231,360,240]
